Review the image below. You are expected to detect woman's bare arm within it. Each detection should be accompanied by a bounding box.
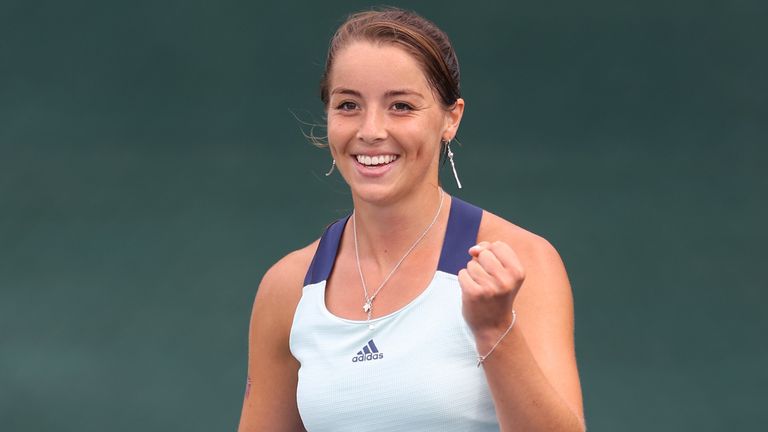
[463,213,585,432]
[237,244,317,432]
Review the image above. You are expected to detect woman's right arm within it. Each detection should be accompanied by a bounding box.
[237,244,317,432]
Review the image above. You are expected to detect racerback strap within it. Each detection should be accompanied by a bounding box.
[302,196,483,285]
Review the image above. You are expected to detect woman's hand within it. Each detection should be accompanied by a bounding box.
[457,240,526,339]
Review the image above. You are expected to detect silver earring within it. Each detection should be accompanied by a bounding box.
[325,159,336,176]
[445,140,462,189]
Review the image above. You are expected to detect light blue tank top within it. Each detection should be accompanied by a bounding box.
[290,197,500,431]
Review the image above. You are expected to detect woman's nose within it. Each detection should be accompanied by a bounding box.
[356,108,388,143]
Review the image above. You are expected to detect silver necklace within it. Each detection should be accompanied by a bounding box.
[353,188,445,329]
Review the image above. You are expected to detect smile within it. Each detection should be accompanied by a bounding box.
[354,154,399,166]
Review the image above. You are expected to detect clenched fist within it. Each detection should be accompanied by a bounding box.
[457,240,525,337]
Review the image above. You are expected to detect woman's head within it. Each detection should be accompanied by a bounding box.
[320,8,461,110]
[321,8,465,204]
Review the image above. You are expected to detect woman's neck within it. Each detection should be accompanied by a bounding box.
[350,183,450,272]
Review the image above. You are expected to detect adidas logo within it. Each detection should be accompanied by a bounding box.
[351,339,384,363]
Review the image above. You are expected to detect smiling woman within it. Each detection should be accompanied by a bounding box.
[325,41,461,203]
[238,7,585,432]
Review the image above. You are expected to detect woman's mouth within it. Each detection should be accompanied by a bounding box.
[352,154,399,177]
[355,154,398,166]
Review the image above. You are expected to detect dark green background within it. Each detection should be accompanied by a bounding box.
[2,0,766,430]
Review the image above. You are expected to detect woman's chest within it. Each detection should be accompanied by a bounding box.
[291,275,499,431]
[323,252,442,321]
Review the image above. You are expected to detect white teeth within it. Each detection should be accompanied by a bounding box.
[355,154,398,166]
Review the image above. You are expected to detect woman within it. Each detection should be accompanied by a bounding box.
[239,8,585,432]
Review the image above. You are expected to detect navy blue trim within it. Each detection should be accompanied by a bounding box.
[303,215,350,286]
[302,195,483,285]
[437,196,483,275]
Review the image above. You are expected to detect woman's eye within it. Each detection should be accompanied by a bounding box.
[392,102,413,111]
[336,101,357,111]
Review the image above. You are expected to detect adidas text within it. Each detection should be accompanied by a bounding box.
[352,352,384,362]
[351,339,383,363]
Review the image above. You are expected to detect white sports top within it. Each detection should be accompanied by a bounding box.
[290,197,500,431]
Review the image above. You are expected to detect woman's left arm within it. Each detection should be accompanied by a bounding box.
[458,235,586,432]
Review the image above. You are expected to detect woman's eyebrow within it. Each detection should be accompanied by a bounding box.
[329,88,425,99]
[384,89,425,99]
[330,87,362,97]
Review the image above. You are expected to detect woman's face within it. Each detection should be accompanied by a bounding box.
[326,41,464,204]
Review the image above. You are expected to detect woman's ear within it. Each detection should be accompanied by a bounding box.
[444,98,465,140]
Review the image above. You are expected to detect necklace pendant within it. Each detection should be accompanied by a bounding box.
[363,301,371,313]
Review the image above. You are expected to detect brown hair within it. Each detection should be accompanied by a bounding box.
[319,7,461,110]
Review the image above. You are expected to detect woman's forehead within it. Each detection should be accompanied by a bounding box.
[328,42,433,98]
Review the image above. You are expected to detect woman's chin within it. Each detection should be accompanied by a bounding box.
[351,184,391,200]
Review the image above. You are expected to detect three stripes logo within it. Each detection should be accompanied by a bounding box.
[351,339,384,363]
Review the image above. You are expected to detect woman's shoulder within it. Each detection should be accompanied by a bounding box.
[476,206,572,317]
[257,239,320,300]
[247,238,322,342]
[477,207,566,274]
[255,214,348,306]
[479,208,557,253]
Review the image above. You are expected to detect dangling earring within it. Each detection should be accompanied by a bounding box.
[444,139,462,189]
[325,159,336,176]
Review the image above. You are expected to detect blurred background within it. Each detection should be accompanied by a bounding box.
[1,0,766,430]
